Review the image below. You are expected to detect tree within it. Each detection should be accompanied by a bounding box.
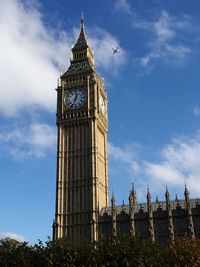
[1,236,200,266]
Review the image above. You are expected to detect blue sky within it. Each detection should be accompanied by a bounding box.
[1,0,200,244]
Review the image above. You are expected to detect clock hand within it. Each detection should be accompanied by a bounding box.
[73,94,78,105]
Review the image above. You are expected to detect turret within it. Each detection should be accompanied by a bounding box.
[130,183,137,204]
[184,184,190,203]
[147,188,151,207]
[129,184,136,237]
[184,185,195,239]
[165,187,174,240]
[146,188,155,241]
[165,186,170,204]
[111,193,117,236]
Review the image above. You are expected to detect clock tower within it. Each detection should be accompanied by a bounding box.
[53,16,109,242]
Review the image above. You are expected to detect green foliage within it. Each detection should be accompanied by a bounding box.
[0,238,33,267]
[1,236,200,266]
[167,238,200,267]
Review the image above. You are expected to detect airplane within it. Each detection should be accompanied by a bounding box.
[112,47,119,54]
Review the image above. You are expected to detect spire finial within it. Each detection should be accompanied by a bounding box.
[131,182,134,191]
[184,184,190,202]
[165,185,169,194]
[155,195,159,203]
[185,184,188,192]
[165,185,170,199]
[111,191,115,199]
[175,193,179,202]
[147,186,150,197]
[111,192,116,207]
[130,182,137,204]
[81,12,84,27]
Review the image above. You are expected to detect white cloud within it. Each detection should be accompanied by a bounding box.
[144,162,184,186]
[109,131,200,199]
[154,11,175,42]
[144,134,200,194]
[193,106,200,116]
[0,0,69,116]
[114,4,195,71]
[0,123,56,158]
[89,27,126,74]
[114,0,132,15]
[1,232,26,242]
[0,0,126,116]
[133,11,193,70]
[108,142,140,172]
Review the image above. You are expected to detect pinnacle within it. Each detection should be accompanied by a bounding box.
[72,14,88,52]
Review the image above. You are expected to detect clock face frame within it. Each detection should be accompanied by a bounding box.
[99,93,106,115]
[64,88,86,110]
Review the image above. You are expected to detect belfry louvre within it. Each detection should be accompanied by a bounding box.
[53,16,200,243]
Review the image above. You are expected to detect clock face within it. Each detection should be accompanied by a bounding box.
[65,88,86,109]
[99,93,106,115]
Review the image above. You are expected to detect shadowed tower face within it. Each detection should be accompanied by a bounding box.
[53,16,109,242]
